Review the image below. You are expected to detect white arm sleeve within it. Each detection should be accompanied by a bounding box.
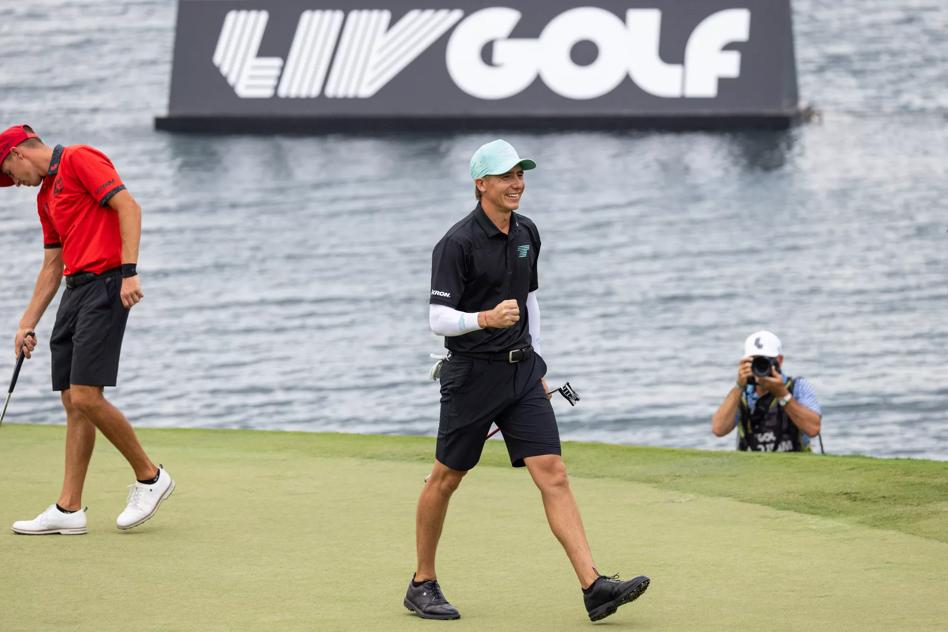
[527,290,541,356]
[429,304,483,337]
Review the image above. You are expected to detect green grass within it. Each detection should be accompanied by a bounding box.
[1,424,946,631]
[228,428,948,543]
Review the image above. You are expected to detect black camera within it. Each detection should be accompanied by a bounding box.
[748,356,779,385]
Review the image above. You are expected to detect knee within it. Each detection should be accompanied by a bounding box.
[60,391,75,415]
[68,387,103,416]
[429,468,466,496]
[535,460,570,493]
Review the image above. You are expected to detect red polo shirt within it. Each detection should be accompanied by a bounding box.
[37,145,127,276]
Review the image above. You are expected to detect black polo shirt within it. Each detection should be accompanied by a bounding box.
[430,203,541,354]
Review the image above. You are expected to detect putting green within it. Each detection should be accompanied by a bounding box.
[1,424,945,631]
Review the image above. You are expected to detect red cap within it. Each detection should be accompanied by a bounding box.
[0,125,39,187]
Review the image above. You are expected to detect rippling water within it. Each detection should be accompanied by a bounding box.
[0,1,946,459]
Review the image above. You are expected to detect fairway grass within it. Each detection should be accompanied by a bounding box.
[1,424,946,631]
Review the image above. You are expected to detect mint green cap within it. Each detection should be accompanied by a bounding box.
[470,139,537,180]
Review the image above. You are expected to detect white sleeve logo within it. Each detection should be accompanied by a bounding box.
[431,290,451,298]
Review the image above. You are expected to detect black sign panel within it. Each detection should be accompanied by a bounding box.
[157,0,800,131]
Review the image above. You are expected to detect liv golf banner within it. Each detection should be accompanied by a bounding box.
[156,0,800,131]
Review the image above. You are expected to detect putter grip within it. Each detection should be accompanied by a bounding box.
[8,351,25,394]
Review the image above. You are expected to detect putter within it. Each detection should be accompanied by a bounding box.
[1,332,34,427]
[486,382,581,439]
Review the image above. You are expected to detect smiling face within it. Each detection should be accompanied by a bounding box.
[1,146,44,187]
[476,165,525,213]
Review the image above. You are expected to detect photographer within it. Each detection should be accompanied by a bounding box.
[712,331,822,452]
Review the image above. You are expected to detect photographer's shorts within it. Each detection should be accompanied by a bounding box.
[436,352,561,471]
[50,274,129,391]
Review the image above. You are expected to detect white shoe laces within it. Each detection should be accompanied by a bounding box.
[126,483,147,509]
[40,505,60,524]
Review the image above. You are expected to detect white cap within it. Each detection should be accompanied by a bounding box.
[744,331,782,358]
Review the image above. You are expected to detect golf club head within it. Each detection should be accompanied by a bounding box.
[558,382,580,406]
[427,353,448,381]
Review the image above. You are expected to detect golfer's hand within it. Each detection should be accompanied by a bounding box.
[736,357,752,387]
[121,276,144,309]
[484,299,519,329]
[540,377,552,400]
[14,329,36,359]
[758,367,789,398]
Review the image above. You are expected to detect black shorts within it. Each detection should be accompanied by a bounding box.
[436,352,561,471]
[50,273,129,391]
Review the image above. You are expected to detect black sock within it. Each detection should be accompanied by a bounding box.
[137,468,161,485]
[55,504,77,514]
[411,574,431,587]
[583,577,603,594]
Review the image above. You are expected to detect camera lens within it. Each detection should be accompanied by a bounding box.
[751,356,773,377]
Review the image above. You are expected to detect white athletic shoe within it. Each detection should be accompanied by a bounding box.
[11,504,88,535]
[116,466,175,530]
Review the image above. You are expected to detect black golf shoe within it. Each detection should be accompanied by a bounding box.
[583,573,650,622]
[404,576,460,620]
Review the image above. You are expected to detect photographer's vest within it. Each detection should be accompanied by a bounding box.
[737,377,811,452]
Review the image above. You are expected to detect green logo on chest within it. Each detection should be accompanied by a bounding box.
[516,244,530,258]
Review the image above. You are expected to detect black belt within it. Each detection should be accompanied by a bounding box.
[65,267,121,290]
[452,345,533,364]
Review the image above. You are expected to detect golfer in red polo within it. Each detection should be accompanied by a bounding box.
[1,124,174,534]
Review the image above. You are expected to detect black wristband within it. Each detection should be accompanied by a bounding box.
[121,263,138,278]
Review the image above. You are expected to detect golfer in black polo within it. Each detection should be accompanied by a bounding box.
[404,140,649,623]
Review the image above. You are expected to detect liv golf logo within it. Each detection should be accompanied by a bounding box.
[213,7,751,100]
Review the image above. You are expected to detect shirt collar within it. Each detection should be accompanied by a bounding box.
[47,145,64,176]
[474,202,518,238]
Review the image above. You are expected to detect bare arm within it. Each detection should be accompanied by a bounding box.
[711,386,741,437]
[757,369,822,437]
[712,357,752,437]
[111,189,141,264]
[110,189,144,309]
[782,399,821,437]
[15,248,64,358]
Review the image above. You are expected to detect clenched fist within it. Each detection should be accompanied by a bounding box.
[482,299,520,329]
[736,356,752,387]
[121,276,144,309]
[13,329,36,359]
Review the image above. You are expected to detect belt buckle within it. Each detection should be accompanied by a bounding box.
[508,349,521,363]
